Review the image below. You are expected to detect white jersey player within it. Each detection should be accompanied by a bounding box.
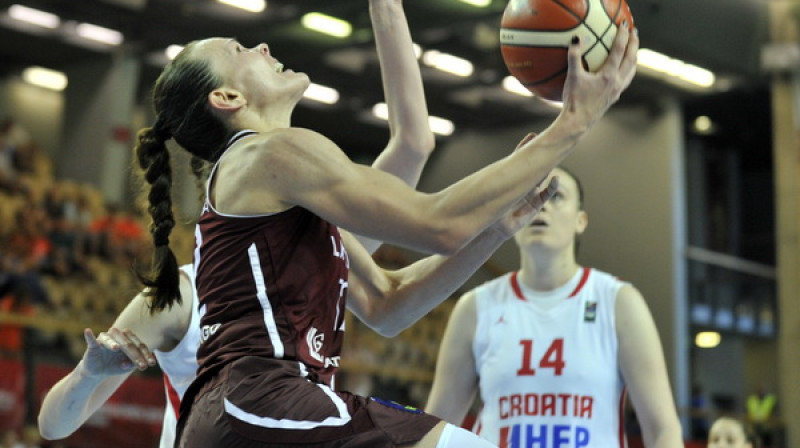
[154,266,201,448]
[427,167,684,448]
[38,265,200,448]
[471,267,625,446]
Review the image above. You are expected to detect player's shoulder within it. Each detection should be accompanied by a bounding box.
[239,127,331,151]
[231,127,338,173]
[471,272,515,308]
[486,272,516,294]
[583,266,630,290]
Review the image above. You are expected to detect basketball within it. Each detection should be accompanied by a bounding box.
[500,0,634,102]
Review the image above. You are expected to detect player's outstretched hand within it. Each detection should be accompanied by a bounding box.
[561,22,639,129]
[80,327,157,378]
[493,176,559,239]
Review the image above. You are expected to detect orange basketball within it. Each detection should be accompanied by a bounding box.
[500,0,634,102]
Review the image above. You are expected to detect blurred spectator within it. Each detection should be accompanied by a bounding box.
[0,118,35,195]
[746,384,777,447]
[691,383,712,440]
[87,203,145,265]
[0,283,36,356]
[1,206,52,307]
[0,119,20,193]
[21,425,41,448]
[110,206,145,260]
[42,184,89,279]
[11,141,39,176]
[708,416,759,448]
[5,206,52,272]
[2,428,23,448]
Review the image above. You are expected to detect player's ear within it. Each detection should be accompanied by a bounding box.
[208,88,246,112]
[575,210,588,236]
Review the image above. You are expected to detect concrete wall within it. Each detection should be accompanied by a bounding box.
[0,77,63,157]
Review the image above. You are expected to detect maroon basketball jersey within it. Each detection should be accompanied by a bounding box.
[194,156,349,388]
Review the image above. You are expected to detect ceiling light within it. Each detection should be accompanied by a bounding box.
[372,103,389,120]
[8,4,60,29]
[502,76,533,97]
[372,103,454,136]
[301,12,352,38]
[165,44,184,60]
[22,66,68,91]
[303,83,339,105]
[501,76,563,109]
[421,50,474,77]
[428,116,455,136]
[692,115,714,134]
[637,48,715,89]
[75,22,123,46]
[457,0,492,7]
[695,331,721,348]
[217,0,266,13]
[412,43,422,59]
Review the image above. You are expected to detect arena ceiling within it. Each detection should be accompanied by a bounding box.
[0,0,781,160]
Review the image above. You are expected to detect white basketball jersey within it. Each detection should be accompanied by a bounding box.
[153,265,201,448]
[472,267,627,448]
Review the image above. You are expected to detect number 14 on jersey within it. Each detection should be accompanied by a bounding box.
[516,338,565,376]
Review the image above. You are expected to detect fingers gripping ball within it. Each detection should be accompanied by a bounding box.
[500,0,634,102]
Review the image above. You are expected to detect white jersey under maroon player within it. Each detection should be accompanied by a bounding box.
[153,264,201,448]
[471,267,628,448]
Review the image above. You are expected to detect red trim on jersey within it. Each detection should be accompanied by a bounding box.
[498,426,508,447]
[568,267,591,298]
[510,267,591,301]
[510,271,526,301]
[163,373,181,418]
[618,386,628,448]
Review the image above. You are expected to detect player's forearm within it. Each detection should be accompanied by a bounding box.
[353,1,433,255]
[642,417,684,448]
[38,360,105,439]
[370,0,435,159]
[370,226,506,337]
[427,130,575,250]
[645,430,684,448]
[426,386,475,426]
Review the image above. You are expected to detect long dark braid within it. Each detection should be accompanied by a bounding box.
[135,126,179,312]
[134,41,233,312]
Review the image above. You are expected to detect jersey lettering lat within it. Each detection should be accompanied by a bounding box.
[194,195,349,388]
[472,267,627,448]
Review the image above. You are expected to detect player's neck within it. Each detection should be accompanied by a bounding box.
[518,251,580,292]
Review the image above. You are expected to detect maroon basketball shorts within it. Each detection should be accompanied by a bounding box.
[177,356,440,447]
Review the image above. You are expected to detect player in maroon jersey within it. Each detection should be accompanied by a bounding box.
[131,0,639,446]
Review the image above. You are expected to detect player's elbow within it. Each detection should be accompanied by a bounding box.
[358,302,407,338]
[369,319,404,338]
[394,126,436,156]
[411,131,436,156]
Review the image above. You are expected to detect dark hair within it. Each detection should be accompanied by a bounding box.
[557,165,584,210]
[555,166,585,257]
[134,41,232,313]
